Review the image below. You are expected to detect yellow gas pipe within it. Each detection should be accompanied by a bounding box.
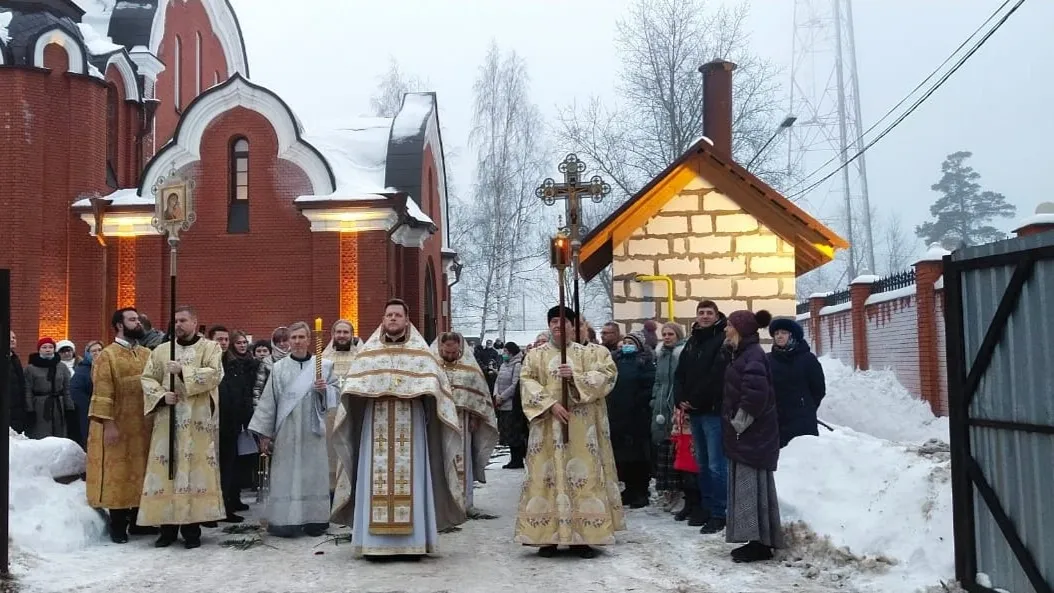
[634,274,675,322]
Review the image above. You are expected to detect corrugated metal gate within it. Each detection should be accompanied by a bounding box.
[944,232,1054,593]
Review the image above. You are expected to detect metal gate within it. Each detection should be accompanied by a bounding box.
[944,232,1054,593]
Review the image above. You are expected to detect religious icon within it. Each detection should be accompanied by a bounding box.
[163,189,185,222]
[153,176,195,238]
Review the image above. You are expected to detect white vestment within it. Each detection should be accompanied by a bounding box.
[248,355,338,535]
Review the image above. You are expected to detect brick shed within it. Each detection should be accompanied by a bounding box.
[0,0,457,347]
[579,60,847,337]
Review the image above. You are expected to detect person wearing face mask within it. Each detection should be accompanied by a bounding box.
[607,332,656,509]
[24,337,74,439]
[493,342,527,469]
[69,340,104,447]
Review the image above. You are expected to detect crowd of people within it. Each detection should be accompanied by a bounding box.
[5,296,825,564]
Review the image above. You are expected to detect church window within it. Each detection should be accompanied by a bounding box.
[106,83,119,188]
[195,32,202,96]
[228,137,250,233]
[424,261,438,343]
[173,35,182,109]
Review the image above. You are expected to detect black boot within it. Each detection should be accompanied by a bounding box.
[504,446,525,469]
[108,509,129,544]
[127,508,160,535]
[537,545,558,558]
[181,524,202,549]
[687,505,710,527]
[571,545,597,558]
[699,517,726,534]
[732,541,773,563]
[155,525,178,548]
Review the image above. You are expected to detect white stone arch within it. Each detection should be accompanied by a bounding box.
[149,0,248,78]
[105,52,141,102]
[33,28,87,74]
[140,75,334,197]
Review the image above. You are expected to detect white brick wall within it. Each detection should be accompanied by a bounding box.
[866,296,921,398]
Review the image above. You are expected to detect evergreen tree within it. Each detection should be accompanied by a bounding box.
[915,151,1016,248]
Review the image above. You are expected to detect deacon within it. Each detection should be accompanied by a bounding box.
[430,332,499,515]
[322,319,357,500]
[138,305,226,549]
[330,298,466,558]
[514,306,624,558]
[249,321,339,537]
[86,308,156,543]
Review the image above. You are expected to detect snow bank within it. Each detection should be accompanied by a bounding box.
[0,11,12,44]
[9,432,106,553]
[817,356,949,443]
[777,357,954,591]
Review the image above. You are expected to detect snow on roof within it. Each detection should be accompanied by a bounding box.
[73,0,116,47]
[302,118,395,198]
[390,93,434,142]
[0,11,13,44]
[1013,202,1054,231]
[405,195,434,226]
[915,242,951,263]
[77,22,123,55]
[71,187,152,208]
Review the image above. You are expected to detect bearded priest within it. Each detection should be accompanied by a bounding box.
[330,298,466,558]
[430,332,499,517]
[322,319,357,501]
[514,305,625,559]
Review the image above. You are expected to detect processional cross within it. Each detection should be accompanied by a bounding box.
[536,153,611,338]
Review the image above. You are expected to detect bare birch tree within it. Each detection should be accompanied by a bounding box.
[370,57,428,118]
[453,42,547,339]
[878,211,919,275]
[554,0,784,317]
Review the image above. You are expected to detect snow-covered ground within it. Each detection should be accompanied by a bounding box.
[8,357,955,593]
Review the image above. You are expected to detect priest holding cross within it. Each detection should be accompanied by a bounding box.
[248,319,339,538]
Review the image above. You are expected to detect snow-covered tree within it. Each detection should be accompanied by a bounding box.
[915,151,1016,249]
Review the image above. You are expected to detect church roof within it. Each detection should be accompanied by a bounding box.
[579,139,849,280]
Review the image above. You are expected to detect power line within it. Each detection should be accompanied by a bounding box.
[788,0,1026,201]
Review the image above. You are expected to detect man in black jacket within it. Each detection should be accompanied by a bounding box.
[8,331,27,433]
[673,300,729,535]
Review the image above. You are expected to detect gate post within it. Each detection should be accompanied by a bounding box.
[808,294,826,353]
[914,244,949,416]
[849,275,877,370]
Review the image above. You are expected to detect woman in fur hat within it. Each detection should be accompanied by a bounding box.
[721,310,784,562]
[767,318,826,447]
[608,331,656,508]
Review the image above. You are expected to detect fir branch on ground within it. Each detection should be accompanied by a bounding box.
[219,536,276,550]
[468,509,499,520]
[313,533,353,547]
[222,523,261,534]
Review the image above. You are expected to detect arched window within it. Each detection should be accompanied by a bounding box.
[195,32,202,96]
[227,137,249,233]
[424,262,438,343]
[173,35,182,109]
[106,83,119,188]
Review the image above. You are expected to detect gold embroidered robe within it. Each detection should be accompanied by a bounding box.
[137,338,226,526]
[85,342,152,509]
[323,341,357,491]
[330,325,466,544]
[430,336,499,506]
[514,340,626,546]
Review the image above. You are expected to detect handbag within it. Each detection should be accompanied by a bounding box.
[237,429,259,456]
[671,409,699,473]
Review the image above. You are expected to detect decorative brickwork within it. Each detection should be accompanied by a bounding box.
[339,232,359,329]
[116,237,137,308]
[611,179,796,336]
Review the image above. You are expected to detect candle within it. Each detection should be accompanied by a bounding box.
[315,317,322,332]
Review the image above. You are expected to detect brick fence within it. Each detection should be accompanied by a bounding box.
[795,246,950,416]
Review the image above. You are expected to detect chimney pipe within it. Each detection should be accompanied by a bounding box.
[699,60,737,158]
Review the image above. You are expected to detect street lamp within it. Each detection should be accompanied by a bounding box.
[746,115,797,170]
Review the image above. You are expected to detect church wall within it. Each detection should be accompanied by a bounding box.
[610,173,797,342]
[154,0,229,148]
[415,144,447,337]
[141,106,317,338]
[0,48,109,347]
[104,64,141,188]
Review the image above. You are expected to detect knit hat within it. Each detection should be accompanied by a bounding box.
[623,331,646,350]
[56,339,75,353]
[727,310,773,337]
[767,317,804,341]
[37,337,56,350]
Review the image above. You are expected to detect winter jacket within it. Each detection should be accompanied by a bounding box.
[7,353,27,433]
[722,333,780,472]
[607,350,655,464]
[69,358,94,446]
[220,355,258,435]
[493,353,524,412]
[138,329,166,350]
[650,340,685,444]
[673,315,728,416]
[769,339,826,447]
[24,354,74,439]
[475,348,502,393]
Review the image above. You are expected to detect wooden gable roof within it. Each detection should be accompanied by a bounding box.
[579,139,848,280]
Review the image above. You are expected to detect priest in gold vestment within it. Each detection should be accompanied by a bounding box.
[431,332,499,515]
[323,319,357,498]
[86,308,155,544]
[330,299,466,557]
[138,306,227,549]
[514,306,625,558]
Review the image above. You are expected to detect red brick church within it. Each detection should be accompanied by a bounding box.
[0,0,457,346]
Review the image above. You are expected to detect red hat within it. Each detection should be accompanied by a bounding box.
[37,337,56,350]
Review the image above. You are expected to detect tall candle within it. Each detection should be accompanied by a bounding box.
[315,317,322,332]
